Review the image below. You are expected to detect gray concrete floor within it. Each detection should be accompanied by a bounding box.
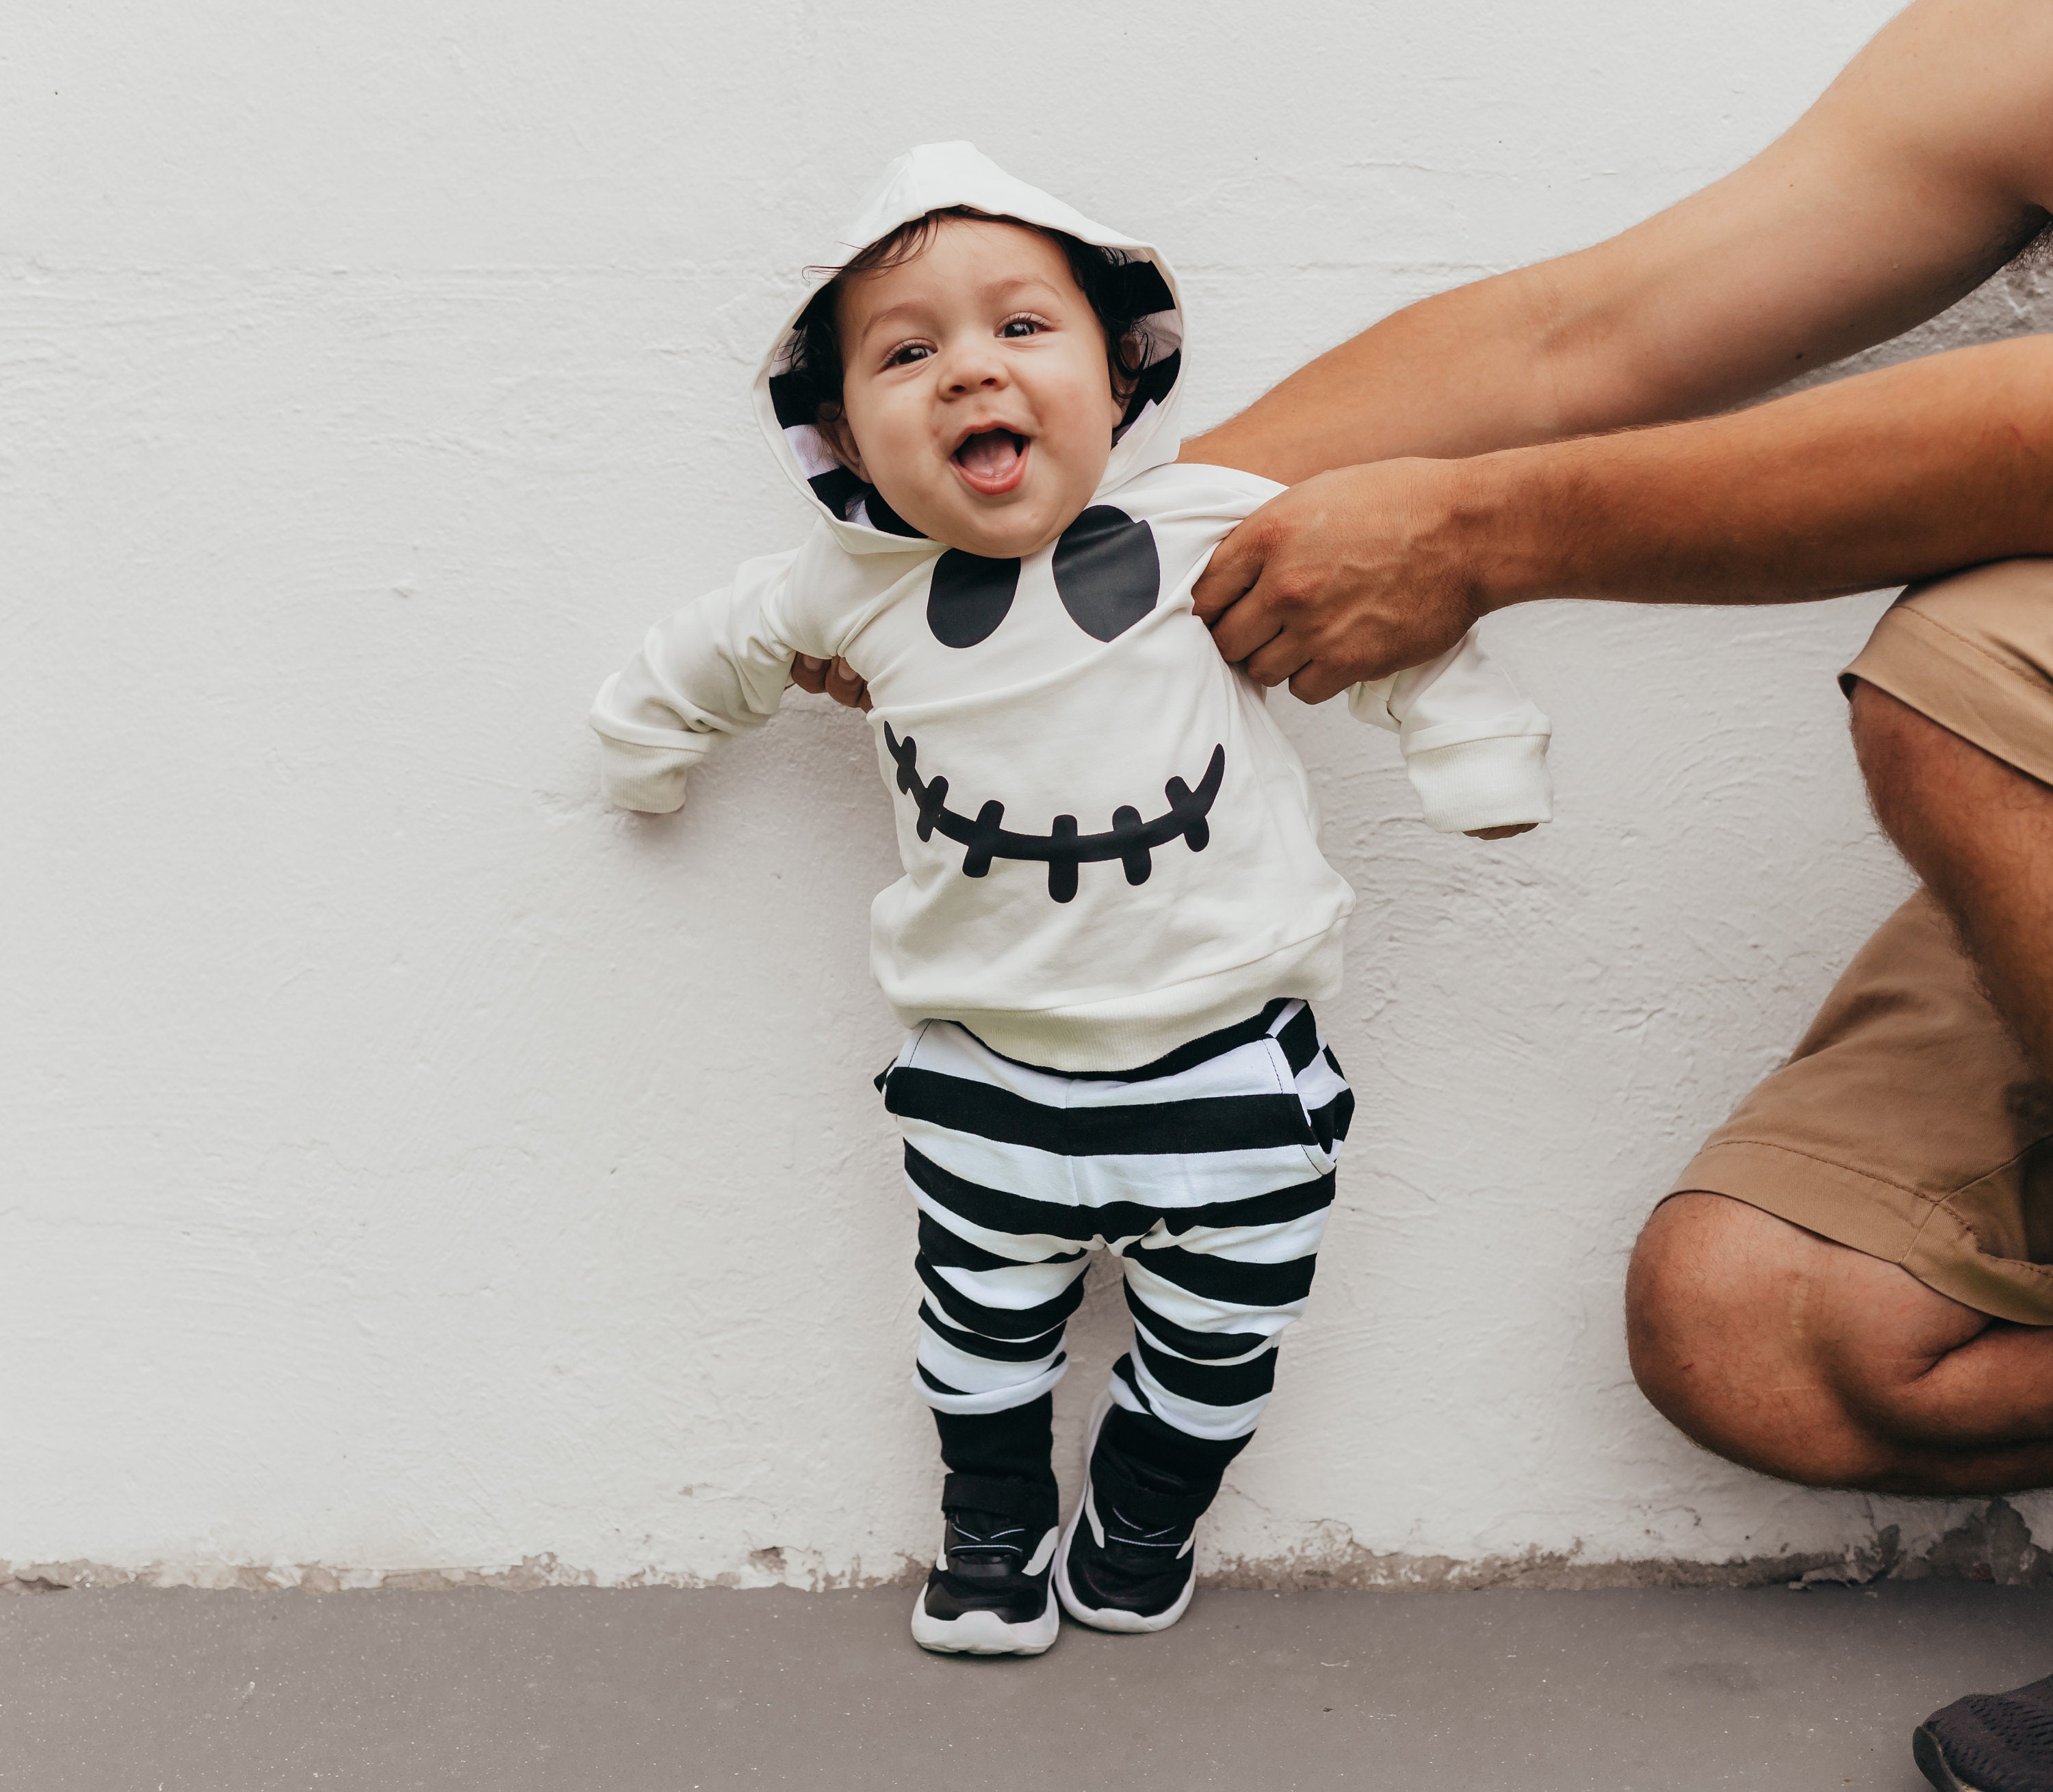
[1,1582,2045,1790]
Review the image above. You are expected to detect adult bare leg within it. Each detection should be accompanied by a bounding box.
[1629,1193,2053,1492]
[1852,679,2053,1077]
[1627,677,2053,1496]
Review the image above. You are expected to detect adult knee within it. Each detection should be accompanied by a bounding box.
[1625,1193,1898,1488]
[1623,1197,1707,1415]
[1625,1195,1774,1463]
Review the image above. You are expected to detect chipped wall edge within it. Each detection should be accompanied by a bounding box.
[8,1500,2050,1596]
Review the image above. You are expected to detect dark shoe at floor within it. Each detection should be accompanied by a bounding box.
[1917,1672,2053,1792]
[1054,1392,1202,1635]
[909,1473,1060,1656]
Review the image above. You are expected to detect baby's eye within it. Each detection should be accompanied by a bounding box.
[999,315,1048,339]
[884,341,934,367]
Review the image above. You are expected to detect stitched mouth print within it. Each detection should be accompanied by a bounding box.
[883,723,1224,903]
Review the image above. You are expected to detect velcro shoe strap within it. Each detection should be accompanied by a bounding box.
[1087,1462,1207,1535]
[942,1474,1060,1531]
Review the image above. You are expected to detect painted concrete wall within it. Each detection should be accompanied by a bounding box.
[8,0,2052,1592]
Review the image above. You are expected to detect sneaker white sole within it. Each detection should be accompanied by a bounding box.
[1053,1390,1196,1635]
[909,1585,1059,1656]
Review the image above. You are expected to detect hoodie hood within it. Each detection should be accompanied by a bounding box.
[757,141,1187,555]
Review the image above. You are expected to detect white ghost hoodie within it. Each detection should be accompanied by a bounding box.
[592,142,1552,1072]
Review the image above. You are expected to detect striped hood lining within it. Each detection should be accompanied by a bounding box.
[754,141,1187,554]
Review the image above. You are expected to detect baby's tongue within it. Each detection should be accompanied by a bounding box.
[957,430,1022,480]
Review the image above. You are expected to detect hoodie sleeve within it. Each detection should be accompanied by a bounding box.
[589,547,808,814]
[1347,632,1553,834]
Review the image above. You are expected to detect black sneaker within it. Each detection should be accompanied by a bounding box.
[909,1474,1060,1656]
[1916,1672,2053,1792]
[1054,1394,1199,1634]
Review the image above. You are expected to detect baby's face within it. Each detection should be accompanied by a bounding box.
[828,218,1128,560]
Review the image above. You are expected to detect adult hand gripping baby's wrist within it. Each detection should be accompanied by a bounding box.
[1245,458,1499,703]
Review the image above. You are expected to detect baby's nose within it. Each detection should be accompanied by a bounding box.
[942,347,1007,393]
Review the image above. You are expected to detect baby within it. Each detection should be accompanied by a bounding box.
[592,143,1553,1654]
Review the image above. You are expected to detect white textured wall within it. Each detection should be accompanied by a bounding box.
[9,0,2052,1591]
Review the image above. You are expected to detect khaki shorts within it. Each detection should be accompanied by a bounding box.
[1671,560,2053,1324]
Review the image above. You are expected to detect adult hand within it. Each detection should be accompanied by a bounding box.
[796,456,1506,716]
[792,654,871,712]
[1192,459,1495,703]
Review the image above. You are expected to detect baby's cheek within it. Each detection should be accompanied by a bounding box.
[855,418,925,493]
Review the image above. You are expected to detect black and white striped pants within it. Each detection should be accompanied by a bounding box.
[880,1000,1352,1451]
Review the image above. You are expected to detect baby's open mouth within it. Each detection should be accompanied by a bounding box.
[952,428,1029,493]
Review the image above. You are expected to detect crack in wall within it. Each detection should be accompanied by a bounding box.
[8,1501,2050,1595]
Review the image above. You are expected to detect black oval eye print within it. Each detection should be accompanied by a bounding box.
[1053,507,1159,642]
[927,549,1020,648]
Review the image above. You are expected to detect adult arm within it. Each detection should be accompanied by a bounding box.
[1188,0,2053,694]
[1213,337,2053,699]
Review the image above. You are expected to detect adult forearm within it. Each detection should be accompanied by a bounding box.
[1470,337,2053,614]
[1186,265,1634,484]
[1195,335,2053,701]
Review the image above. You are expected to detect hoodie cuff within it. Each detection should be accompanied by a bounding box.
[599,741,692,814]
[1405,734,1553,834]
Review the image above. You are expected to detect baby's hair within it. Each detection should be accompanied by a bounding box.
[779,207,1158,449]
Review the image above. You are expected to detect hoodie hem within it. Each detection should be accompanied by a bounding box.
[889,930,1346,1074]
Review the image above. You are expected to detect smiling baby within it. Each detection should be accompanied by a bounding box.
[591,142,1553,1654]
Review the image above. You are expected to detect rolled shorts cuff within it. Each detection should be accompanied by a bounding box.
[1842,564,2053,788]
[1670,1140,2053,1328]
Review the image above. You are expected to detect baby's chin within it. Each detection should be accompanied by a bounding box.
[926,514,1066,560]
[888,469,1100,562]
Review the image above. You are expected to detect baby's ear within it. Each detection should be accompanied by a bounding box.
[1109,331,1144,413]
[816,408,868,482]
